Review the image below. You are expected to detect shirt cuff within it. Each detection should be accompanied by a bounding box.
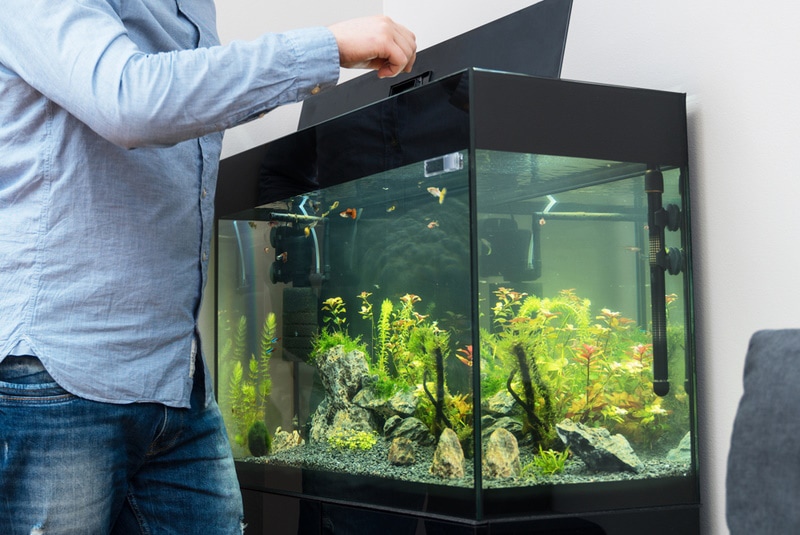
[283,27,340,99]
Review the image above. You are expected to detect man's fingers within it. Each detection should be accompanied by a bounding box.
[329,16,417,78]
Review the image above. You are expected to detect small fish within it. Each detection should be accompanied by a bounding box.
[456,345,473,367]
[264,247,270,254]
[320,200,340,218]
[623,246,641,253]
[538,217,546,226]
[480,238,492,256]
[427,220,439,229]
[340,208,358,219]
[303,220,318,238]
[247,221,257,229]
[427,186,447,204]
[276,252,288,263]
[386,205,396,212]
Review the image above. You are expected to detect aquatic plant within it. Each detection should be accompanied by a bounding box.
[321,296,347,332]
[506,341,556,448]
[571,343,602,422]
[309,329,366,363]
[226,313,277,455]
[422,346,452,436]
[375,298,393,374]
[522,445,571,478]
[327,429,378,451]
[481,288,688,451]
[247,420,271,457]
[312,292,475,449]
[357,291,376,359]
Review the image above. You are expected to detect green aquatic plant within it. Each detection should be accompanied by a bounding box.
[422,345,452,436]
[327,429,378,451]
[481,287,688,451]
[522,445,571,477]
[309,329,366,362]
[357,291,376,361]
[227,313,277,456]
[321,296,347,332]
[312,292,475,448]
[505,341,556,448]
[247,420,271,457]
[376,298,393,372]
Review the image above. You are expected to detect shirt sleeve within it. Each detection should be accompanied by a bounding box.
[0,0,340,148]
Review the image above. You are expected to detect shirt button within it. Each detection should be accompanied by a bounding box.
[310,85,321,95]
[202,252,208,262]
[201,188,208,199]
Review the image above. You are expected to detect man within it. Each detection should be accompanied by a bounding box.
[0,1,415,533]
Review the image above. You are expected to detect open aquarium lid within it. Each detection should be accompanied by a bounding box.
[298,0,573,127]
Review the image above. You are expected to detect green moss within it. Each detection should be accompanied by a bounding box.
[327,429,378,451]
[247,420,271,457]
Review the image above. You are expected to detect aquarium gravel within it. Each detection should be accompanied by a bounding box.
[246,438,691,489]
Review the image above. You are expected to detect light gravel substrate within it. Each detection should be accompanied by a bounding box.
[247,438,691,489]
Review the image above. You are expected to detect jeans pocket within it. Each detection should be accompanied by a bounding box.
[0,356,74,404]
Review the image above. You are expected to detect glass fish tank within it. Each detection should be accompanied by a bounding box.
[215,69,698,534]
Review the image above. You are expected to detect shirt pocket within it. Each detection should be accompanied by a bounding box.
[175,0,221,48]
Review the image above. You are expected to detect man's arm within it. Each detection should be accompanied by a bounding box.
[0,1,415,148]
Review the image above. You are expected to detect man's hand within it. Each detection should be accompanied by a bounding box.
[328,16,416,78]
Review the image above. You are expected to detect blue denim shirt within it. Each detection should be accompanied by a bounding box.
[0,0,339,407]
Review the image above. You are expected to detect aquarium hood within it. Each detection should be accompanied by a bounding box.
[298,0,573,128]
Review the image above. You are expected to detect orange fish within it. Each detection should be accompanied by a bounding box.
[339,208,358,219]
[427,187,446,204]
[276,252,288,263]
[427,220,439,229]
[456,345,473,367]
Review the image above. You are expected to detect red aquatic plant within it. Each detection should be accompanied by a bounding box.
[573,343,601,420]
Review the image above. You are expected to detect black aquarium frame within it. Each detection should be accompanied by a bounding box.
[215,0,573,217]
[216,69,698,534]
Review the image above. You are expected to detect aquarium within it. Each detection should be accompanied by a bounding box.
[215,69,697,533]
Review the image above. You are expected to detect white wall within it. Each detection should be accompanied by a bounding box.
[216,0,382,158]
[214,1,800,533]
[559,4,800,534]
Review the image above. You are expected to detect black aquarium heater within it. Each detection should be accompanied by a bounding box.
[645,168,684,397]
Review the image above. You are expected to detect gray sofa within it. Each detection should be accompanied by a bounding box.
[727,329,800,533]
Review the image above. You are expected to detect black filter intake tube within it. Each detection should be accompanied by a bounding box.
[645,169,670,397]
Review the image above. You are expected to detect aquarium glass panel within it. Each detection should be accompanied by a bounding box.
[216,149,694,514]
[217,150,480,508]
[475,151,692,493]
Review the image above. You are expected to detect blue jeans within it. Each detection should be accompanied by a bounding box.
[0,356,243,534]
